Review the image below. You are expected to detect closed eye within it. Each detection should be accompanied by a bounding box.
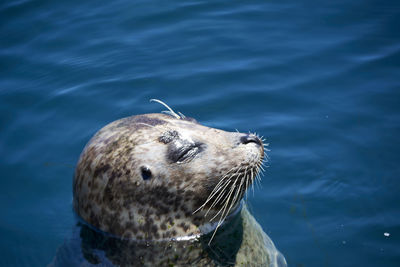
[168,141,205,163]
[176,144,199,163]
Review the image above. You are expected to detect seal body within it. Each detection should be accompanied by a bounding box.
[69,111,286,266]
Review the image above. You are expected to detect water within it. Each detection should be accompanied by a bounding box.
[1,0,399,266]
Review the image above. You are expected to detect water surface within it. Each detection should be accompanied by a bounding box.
[1,0,399,266]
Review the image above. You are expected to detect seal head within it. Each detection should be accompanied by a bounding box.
[73,112,265,241]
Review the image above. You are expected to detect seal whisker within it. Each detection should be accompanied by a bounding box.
[216,169,244,217]
[244,170,250,202]
[193,168,236,215]
[208,176,239,245]
[208,167,247,245]
[228,172,246,213]
[258,161,264,174]
[193,179,226,214]
[178,111,186,119]
[204,167,241,215]
[135,122,156,128]
[241,166,249,202]
[260,158,267,166]
[254,163,263,189]
[195,178,230,216]
[150,99,182,119]
[250,168,255,196]
[255,169,262,183]
[248,170,254,194]
[194,177,227,212]
[216,180,237,210]
[209,174,240,223]
[199,165,243,215]
[259,164,266,172]
[204,178,232,217]
[243,165,250,193]
[213,166,245,208]
[254,174,262,189]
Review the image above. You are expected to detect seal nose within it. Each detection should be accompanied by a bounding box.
[240,134,262,146]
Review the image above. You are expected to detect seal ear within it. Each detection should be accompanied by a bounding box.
[140,166,152,180]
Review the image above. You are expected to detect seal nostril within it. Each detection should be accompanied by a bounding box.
[240,134,262,146]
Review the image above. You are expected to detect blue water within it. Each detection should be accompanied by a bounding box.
[1,0,399,266]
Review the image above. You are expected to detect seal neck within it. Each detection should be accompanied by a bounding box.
[176,200,244,242]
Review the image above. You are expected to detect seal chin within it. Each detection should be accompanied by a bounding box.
[198,200,243,236]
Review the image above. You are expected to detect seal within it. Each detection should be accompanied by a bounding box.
[67,100,286,266]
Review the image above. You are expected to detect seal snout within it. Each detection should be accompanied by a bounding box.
[240,134,262,147]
